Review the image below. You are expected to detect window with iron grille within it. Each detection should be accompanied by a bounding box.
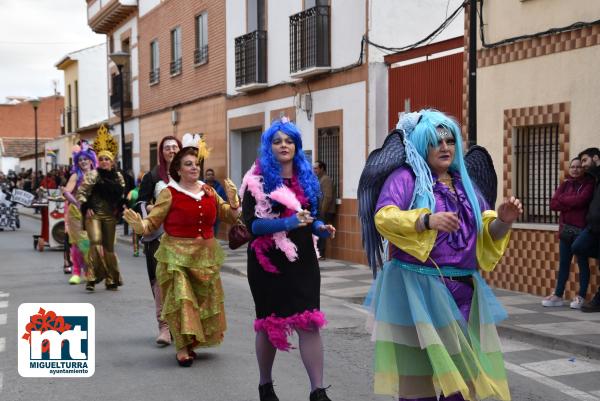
[149,142,158,170]
[150,40,160,84]
[514,124,560,224]
[317,127,340,199]
[195,12,208,65]
[170,27,182,75]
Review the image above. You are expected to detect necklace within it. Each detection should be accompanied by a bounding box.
[437,176,455,192]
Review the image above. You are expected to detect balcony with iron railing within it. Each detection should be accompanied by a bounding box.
[194,45,209,66]
[110,72,133,116]
[170,58,182,76]
[87,0,138,34]
[149,68,160,85]
[235,30,268,92]
[289,5,331,79]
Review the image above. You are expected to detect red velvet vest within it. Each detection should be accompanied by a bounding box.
[163,186,217,239]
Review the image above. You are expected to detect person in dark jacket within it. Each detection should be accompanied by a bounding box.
[204,168,227,236]
[542,157,594,309]
[573,147,600,312]
[137,135,181,344]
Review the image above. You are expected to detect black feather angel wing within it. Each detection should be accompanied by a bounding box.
[464,145,497,210]
[358,129,407,277]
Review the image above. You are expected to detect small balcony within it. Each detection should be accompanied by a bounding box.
[110,72,133,116]
[149,68,160,85]
[87,0,138,34]
[194,45,209,66]
[235,30,268,92]
[170,58,182,76]
[289,5,331,79]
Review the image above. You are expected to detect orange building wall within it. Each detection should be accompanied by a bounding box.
[139,96,227,175]
[0,96,64,139]
[138,0,226,115]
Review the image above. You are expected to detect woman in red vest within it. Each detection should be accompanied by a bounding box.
[124,134,240,366]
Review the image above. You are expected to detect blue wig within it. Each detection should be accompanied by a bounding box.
[71,140,98,186]
[258,119,321,217]
[400,109,483,232]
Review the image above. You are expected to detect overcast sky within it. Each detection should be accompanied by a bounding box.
[0,0,104,102]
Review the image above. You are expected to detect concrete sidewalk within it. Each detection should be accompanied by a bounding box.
[20,205,600,359]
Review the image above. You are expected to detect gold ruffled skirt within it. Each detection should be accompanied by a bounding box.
[155,234,226,350]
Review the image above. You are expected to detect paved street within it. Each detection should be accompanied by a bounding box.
[1,214,600,401]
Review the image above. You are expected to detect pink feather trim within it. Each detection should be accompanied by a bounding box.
[254,310,328,351]
[250,236,280,273]
[269,186,302,212]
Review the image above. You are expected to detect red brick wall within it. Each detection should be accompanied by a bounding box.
[0,96,64,139]
[138,0,226,115]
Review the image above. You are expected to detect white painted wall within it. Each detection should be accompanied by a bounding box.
[226,0,246,95]
[0,157,19,174]
[331,0,365,68]
[367,0,464,63]
[71,44,109,129]
[88,0,101,20]
[227,81,366,198]
[226,0,366,93]
[110,17,139,118]
[139,0,161,17]
[368,62,388,151]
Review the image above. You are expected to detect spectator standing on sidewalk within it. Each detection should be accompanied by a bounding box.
[136,135,181,346]
[204,168,227,236]
[574,147,600,312]
[542,157,594,309]
[313,161,336,259]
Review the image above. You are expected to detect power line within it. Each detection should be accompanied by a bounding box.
[365,1,467,54]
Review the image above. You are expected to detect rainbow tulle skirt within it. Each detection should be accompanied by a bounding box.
[364,259,511,401]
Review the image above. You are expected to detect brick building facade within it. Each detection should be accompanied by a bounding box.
[0,96,64,139]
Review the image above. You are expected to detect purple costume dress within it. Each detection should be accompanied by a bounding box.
[365,166,510,401]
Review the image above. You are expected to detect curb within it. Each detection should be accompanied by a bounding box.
[497,322,600,360]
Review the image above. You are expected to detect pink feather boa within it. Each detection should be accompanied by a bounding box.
[240,163,320,272]
[254,309,328,351]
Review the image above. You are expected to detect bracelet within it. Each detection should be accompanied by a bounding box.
[424,213,431,230]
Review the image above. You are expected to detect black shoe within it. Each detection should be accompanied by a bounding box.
[85,282,95,292]
[309,388,331,401]
[581,292,600,313]
[106,284,118,291]
[258,382,279,401]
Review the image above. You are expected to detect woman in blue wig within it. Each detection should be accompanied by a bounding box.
[240,118,336,401]
[62,140,97,284]
[365,109,522,401]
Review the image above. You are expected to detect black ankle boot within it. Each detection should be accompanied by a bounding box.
[309,388,332,401]
[258,382,279,401]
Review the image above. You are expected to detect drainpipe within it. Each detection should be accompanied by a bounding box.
[468,0,477,147]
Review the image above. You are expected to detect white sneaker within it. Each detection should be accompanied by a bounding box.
[570,296,585,309]
[542,294,564,307]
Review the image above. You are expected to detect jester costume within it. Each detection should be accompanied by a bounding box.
[359,110,511,401]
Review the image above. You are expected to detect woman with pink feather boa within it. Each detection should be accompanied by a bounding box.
[240,118,336,401]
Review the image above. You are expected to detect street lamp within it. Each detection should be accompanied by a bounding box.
[29,97,41,189]
[109,51,130,171]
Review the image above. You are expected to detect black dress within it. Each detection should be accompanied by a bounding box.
[243,183,321,320]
